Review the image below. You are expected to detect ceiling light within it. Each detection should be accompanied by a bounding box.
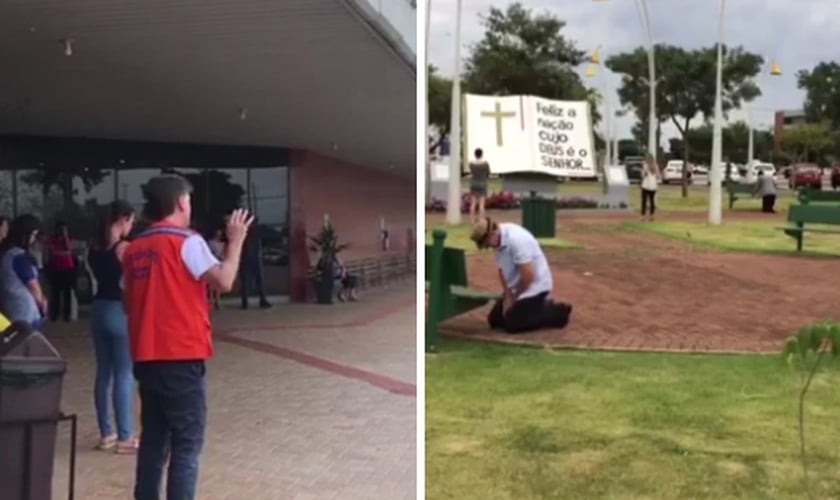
[239,108,248,120]
[331,143,339,151]
[63,38,74,56]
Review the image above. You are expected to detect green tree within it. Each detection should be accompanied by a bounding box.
[781,122,835,165]
[616,138,642,161]
[608,44,762,196]
[678,121,774,165]
[21,168,111,208]
[797,61,840,127]
[462,3,599,122]
[427,65,453,153]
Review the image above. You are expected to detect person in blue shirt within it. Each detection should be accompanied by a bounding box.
[0,214,47,329]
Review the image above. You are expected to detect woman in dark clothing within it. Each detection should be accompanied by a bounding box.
[87,200,137,453]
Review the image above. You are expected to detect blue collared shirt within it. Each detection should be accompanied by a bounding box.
[493,223,553,300]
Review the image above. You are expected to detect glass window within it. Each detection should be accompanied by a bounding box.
[0,171,12,217]
[15,169,63,221]
[248,167,289,295]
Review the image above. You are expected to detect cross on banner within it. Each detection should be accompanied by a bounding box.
[480,101,517,147]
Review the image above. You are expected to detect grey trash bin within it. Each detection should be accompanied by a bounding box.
[0,321,67,500]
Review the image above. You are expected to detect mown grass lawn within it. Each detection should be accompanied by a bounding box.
[481,179,799,213]
[627,221,840,257]
[425,224,578,255]
[426,341,840,500]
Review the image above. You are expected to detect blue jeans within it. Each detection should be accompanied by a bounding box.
[134,361,207,500]
[90,299,135,441]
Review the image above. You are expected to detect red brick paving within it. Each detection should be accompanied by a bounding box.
[47,283,416,500]
[438,222,839,354]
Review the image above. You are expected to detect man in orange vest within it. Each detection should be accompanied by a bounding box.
[122,174,252,500]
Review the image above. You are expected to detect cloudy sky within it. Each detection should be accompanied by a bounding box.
[427,0,838,146]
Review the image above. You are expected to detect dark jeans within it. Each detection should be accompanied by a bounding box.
[487,291,572,334]
[340,274,358,290]
[48,268,76,321]
[641,188,656,216]
[762,194,776,213]
[134,361,207,500]
[239,260,268,306]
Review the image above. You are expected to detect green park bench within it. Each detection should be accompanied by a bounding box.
[779,204,840,251]
[425,229,501,351]
[797,188,840,204]
[726,182,756,210]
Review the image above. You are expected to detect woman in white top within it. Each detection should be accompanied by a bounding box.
[640,153,661,221]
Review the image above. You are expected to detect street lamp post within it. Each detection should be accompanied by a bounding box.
[747,64,782,168]
[586,50,612,169]
[425,0,432,204]
[446,0,463,225]
[595,0,657,162]
[708,0,726,226]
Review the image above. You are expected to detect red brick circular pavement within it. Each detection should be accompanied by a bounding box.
[438,217,840,354]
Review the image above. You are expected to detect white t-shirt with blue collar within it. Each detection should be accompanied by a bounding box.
[493,223,553,300]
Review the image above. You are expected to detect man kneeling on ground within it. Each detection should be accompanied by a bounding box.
[470,218,572,334]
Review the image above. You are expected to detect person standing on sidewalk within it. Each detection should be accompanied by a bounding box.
[88,200,138,454]
[640,153,661,221]
[45,221,77,322]
[122,174,253,500]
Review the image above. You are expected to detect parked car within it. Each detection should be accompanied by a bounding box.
[751,162,776,177]
[625,159,644,183]
[742,162,776,183]
[662,160,693,184]
[708,163,743,184]
[693,164,709,175]
[791,164,822,190]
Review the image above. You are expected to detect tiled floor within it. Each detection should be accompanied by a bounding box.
[43,282,416,499]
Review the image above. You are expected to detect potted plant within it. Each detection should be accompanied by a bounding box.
[308,222,349,304]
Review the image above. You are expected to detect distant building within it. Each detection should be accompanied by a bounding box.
[774,109,807,152]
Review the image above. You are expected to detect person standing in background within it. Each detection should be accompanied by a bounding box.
[0,214,47,329]
[207,226,225,310]
[45,221,77,322]
[640,153,661,222]
[754,169,777,213]
[122,175,253,500]
[88,200,138,453]
[239,220,271,310]
[468,148,491,223]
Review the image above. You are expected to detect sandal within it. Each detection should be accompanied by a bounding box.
[114,437,139,455]
[94,435,117,451]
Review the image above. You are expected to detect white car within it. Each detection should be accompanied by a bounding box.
[751,162,776,177]
[707,164,743,184]
[662,160,692,184]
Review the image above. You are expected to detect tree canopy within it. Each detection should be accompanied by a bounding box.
[780,121,835,165]
[608,44,762,195]
[428,65,453,153]
[797,61,840,128]
[462,3,599,122]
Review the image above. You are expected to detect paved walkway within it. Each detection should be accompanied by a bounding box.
[47,282,416,500]
[437,222,839,354]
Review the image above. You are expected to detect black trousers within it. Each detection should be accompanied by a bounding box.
[48,269,76,321]
[487,291,572,334]
[762,194,776,213]
[641,188,656,216]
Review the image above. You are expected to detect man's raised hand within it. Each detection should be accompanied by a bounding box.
[226,209,255,245]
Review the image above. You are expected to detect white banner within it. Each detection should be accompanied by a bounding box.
[464,94,596,177]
